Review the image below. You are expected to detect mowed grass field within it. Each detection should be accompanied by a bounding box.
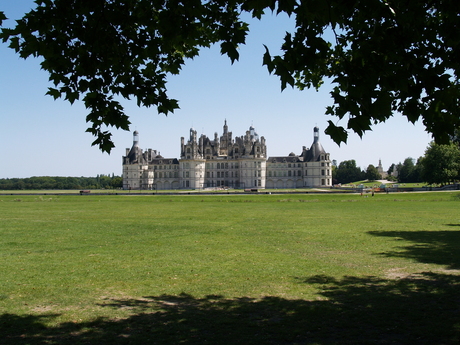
[1,192,460,344]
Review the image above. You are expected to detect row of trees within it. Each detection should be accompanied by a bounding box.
[333,142,460,185]
[0,175,122,190]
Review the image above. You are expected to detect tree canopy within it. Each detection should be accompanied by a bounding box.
[365,164,381,181]
[0,175,123,190]
[1,0,459,152]
[333,159,364,184]
[421,142,460,185]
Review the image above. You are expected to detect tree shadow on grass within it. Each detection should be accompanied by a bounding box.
[369,230,460,269]
[2,272,460,344]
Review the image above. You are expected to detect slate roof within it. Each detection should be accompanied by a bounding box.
[267,156,303,163]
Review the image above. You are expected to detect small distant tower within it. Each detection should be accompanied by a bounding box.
[132,130,139,148]
[313,126,319,143]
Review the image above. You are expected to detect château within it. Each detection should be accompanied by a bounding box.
[122,121,332,190]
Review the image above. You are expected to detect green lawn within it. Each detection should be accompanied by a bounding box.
[1,192,459,344]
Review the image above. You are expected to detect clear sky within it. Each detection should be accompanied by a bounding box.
[0,1,432,178]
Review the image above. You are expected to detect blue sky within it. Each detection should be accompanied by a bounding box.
[0,1,432,178]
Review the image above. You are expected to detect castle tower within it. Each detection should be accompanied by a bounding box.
[133,130,139,146]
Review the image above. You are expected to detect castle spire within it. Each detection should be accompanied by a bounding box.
[133,130,139,146]
[313,126,319,143]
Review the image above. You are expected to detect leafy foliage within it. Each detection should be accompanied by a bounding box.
[365,164,381,181]
[0,174,122,190]
[397,157,423,183]
[1,0,459,151]
[421,142,460,185]
[333,159,365,184]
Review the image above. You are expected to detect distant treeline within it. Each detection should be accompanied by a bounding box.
[0,175,123,190]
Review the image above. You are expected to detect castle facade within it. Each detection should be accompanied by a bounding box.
[122,121,332,190]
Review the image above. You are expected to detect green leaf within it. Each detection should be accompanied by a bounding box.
[0,11,7,25]
[325,121,348,146]
[46,88,61,100]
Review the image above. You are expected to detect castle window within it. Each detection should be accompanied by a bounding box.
[217,163,221,169]
[321,170,325,176]
[187,148,191,153]
[288,171,292,177]
[298,170,301,176]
